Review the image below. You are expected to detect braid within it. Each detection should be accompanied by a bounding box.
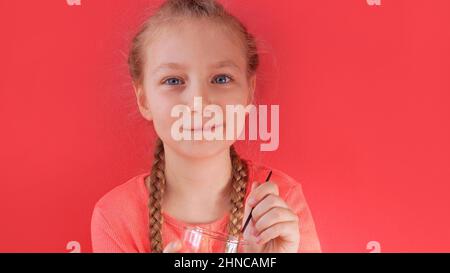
[147,139,249,252]
[228,145,249,238]
[148,138,166,253]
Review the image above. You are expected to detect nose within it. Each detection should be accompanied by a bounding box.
[182,78,218,130]
[184,80,212,111]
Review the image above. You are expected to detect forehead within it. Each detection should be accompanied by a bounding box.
[145,18,247,71]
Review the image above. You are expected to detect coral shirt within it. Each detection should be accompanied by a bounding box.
[91,160,321,253]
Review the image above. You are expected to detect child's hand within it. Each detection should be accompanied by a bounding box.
[242,181,300,253]
[162,240,182,253]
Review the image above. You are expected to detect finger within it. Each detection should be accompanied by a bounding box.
[256,221,299,247]
[243,181,261,223]
[251,194,290,223]
[246,181,279,208]
[254,207,298,235]
[163,240,182,253]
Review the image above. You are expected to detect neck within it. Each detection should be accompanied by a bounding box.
[162,144,233,222]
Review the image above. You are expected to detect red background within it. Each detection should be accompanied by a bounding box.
[0,0,449,252]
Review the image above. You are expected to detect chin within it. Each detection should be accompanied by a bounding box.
[166,138,235,160]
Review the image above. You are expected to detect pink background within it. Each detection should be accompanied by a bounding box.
[1,0,449,252]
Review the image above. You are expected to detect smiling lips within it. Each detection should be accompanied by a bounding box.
[183,123,224,132]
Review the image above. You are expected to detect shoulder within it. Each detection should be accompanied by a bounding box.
[92,172,150,221]
[91,173,150,252]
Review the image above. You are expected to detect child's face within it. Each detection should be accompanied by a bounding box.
[135,18,256,159]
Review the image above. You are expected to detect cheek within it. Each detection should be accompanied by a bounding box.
[213,84,251,107]
[146,91,180,133]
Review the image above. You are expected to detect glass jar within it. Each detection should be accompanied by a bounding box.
[181,225,248,253]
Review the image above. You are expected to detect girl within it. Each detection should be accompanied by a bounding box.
[91,0,321,253]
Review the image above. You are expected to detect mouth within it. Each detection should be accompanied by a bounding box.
[182,123,224,132]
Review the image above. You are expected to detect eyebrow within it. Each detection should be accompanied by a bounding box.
[153,62,187,73]
[211,60,242,71]
[152,60,242,74]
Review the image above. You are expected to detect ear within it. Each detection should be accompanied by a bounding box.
[133,84,153,121]
[247,74,257,105]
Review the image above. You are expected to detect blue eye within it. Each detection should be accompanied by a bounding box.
[213,75,233,84]
[163,78,184,85]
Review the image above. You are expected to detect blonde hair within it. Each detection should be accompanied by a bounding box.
[128,0,259,252]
